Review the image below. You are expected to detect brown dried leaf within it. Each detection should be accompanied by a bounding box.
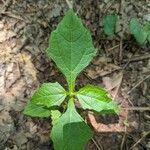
[103,72,123,91]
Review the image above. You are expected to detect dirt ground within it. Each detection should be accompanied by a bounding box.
[0,0,150,150]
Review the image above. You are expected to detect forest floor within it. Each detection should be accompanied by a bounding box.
[0,0,150,150]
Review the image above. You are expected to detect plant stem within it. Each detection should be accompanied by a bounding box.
[68,98,75,108]
[68,78,75,96]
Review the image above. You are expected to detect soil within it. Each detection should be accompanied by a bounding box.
[0,0,150,150]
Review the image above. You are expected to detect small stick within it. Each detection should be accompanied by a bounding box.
[129,131,150,150]
[92,138,103,150]
[122,107,150,111]
[119,38,123,63]
[121,101,129,150]
[128,74,150,94]
[123,54,150,63]
[120,123,127,150]
[0,11,24,20]
[103,1,114,15]
[107,44,120,51]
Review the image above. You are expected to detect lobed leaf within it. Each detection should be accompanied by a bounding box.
[23,101,51,118]
[103,14,118,37]
[76,85,119,114]
[47,9,96,90]
[51,99,92,150]
[129,18,147,45]
[31,82,66,108]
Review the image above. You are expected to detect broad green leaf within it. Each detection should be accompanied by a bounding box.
[51,110,61,126]
[31,82,66,108]
[129,18,147,45]
[144,21,150,42]
[47,9,96,91]
[51,99,92,150]
[76,85,119,113]
[103,14,118,37]
[23,101,51,118]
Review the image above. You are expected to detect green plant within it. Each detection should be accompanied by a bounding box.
[143,21,150,42]
[102,14,118,37]
[129,18,150,45]
[23,9,118,150]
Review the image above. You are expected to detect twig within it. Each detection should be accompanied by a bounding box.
[119,0,125,63]
[103,1,114,15]
[65,0,73,9]
[107,44,120,51]
[129,131,150,150]
[119,38,123,63]
[123,54,150,63]
[120,121,127,150]
[0,11,24,20]
[92,138,103,150]
[122,57,131,70]
[128,74,150,94]
[122,107,150,111]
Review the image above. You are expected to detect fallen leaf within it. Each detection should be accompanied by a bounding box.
[103,72,123,91]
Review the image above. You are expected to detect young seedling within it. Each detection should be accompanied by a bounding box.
[130,18,150,45]
[102,14,118,37]
[23,9,119,150]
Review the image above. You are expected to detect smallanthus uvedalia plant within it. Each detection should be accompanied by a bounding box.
[130,18,150,45]
[23,9,119,150]
[103,14,118,37]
